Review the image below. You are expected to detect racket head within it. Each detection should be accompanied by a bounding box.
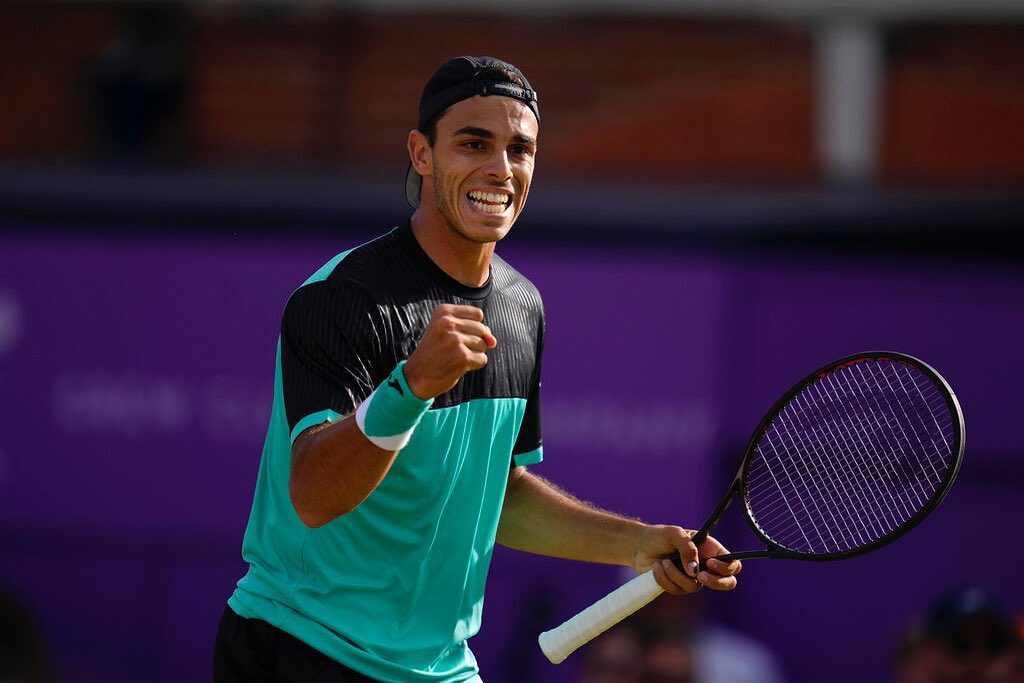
[736,351,964,562]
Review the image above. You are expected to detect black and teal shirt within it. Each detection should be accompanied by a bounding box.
[229,224,545,683]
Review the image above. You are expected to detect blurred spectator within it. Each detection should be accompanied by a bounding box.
[0,582,51,683]
[578,589,786,683]
[642,627,694,683]
[637,595,785,683]
[894,587,1024,683]
[86,4,189,164]
[578,623,645,683]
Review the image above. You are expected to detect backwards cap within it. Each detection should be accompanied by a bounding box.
[405,55,540,208]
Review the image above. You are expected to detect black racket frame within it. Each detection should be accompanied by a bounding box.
[689,350,965,567]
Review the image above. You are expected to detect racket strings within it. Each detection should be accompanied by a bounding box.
[820,369,933,525]
[745,359,956,555]
[775,363,950,548]
[753,368,950,552]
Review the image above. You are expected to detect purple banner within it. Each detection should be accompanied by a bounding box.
[1,232,1022,683]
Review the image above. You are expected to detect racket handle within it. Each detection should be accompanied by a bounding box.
[538,570,663,664]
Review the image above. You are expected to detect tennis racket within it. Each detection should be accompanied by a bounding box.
[539,351,964,664]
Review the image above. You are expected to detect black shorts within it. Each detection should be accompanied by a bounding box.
[213,607,378,683]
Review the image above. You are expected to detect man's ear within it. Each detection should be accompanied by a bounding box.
[407,129,432,178]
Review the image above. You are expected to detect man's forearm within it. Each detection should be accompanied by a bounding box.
[496,467,648,568]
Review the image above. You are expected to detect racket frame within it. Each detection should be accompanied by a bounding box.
[691,350,965,565]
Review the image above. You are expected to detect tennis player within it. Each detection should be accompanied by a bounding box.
[213,55,741,683]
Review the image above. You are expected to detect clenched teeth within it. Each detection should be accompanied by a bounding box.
[467,191,511,214]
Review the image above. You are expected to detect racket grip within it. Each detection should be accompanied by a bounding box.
[538,569,663,664]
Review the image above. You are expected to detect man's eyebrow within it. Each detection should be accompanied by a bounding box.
[452,126,494,138]
[451,126,537,146]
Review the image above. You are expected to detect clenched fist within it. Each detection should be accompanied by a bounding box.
[403,304,497,400]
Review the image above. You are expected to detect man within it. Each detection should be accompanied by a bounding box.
[894,587,1024,683]
[214,55,741,683]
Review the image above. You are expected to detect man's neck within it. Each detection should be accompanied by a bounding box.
[409,213,495,287]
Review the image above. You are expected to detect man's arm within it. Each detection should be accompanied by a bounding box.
[496,467,741,594]
[290,417,399,527]
[289,303,496,528]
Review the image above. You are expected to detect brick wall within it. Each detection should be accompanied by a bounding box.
[1,5,1021,186]
[882,24,1024,185]
[0,5,117,161]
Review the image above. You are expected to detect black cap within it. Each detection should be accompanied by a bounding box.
[406,56,540,209]
[922,587,1018,655]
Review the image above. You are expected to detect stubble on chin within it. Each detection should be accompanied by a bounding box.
[432,175,512,245]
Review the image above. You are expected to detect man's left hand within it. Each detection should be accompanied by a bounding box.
[633,525,742,595]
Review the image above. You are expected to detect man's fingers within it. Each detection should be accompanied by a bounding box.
[652,559,700,595]
[706,557,742,576]
[666,528,699,578]
[698,534,728,555]
[433,303,485,322]
[698,535,742,576]
[682,537,699,578]
[430,305,497,349]
[441,317,495,343]
[697,571,738,591]
[459,333,492,353]
[456,321,496,345]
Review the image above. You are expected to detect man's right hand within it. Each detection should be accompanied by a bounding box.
[403,304,497,400]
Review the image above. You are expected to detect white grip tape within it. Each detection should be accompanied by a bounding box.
[538,569,663,664]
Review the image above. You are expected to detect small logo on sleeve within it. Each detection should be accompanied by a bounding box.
[387,377,404,396]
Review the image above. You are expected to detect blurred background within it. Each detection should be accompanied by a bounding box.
[1,1,1023,682]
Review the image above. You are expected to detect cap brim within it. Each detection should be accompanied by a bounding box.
[405,162,421,209]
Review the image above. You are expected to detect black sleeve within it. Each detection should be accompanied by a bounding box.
[279,279,383,434]
[511,308,544,459]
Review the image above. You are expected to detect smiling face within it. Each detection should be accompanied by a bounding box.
[410,94,538,247]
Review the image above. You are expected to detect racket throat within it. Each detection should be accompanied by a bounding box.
[687,478,747,572]
[691,477,741,546]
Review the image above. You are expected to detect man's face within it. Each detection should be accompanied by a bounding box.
[422,95,538,244]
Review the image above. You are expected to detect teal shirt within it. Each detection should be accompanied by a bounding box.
[229,226,545,682]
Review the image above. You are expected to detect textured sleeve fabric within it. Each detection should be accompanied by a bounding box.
[511,306,544,464]
[280,279,382,437]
